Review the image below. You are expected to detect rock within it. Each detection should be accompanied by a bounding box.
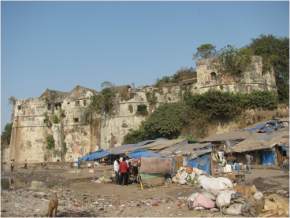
[224,203,243,215]
[210,208,219,212]
[253,191,263,201]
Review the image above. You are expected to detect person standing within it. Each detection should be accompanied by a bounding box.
[10,159,14,172]
[245,154,253,172]
[24,159,28,169]
[113,159,120,184]
[119,157,129,185]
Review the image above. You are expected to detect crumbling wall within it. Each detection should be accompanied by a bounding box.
[195,56,277,94]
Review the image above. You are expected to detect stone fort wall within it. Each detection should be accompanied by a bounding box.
[8,56,277,163]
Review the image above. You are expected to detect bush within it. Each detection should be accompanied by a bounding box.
[123,128,146,144]
[239,91,278,110]
[142,103,189,139]
[123,90,278,143]
[184,91,241,121]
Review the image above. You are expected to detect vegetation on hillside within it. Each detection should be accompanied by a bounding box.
[123,90,278,144]
[193,35,288,102]
[156,67,196,87]
[248,35,289,103]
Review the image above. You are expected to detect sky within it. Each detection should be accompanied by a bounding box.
[1,1,289,130]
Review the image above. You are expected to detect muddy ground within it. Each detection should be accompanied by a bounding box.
[1,163,289,217]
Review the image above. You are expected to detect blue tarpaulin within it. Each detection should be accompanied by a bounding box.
[80,149,110,161]
[187,154,211,175]
[128,149,161,159]
[261,150,276,165]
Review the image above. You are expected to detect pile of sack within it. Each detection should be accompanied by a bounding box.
[187,175,289,217]
[172,167,204,185]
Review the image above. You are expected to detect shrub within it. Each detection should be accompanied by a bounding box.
[142,103,189,139]
[46,135,55,150]
[240,91,278,110]
[123,128,146,144]
[184,91,241,121]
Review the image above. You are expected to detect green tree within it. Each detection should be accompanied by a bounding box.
[218,45,252,76]
[142,103,189,139]
[193,43,216,59]
[87,87,116,115]
[1,123,12,147]
[248,34,289,102]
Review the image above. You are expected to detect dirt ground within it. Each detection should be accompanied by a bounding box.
[1,163,289,217]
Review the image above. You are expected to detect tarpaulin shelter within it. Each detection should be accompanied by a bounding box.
[261,150,276,165]
[128,149,161,159]
[79,149,110,161]
[187,154,211,175]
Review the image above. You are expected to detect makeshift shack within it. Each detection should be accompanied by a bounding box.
[230,128,289,167]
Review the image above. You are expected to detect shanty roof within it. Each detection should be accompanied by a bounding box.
[201,130,252,142]
[108,140,155,155]
[159,142,212,156]
[141,138,187,151]
[231,128,289,153]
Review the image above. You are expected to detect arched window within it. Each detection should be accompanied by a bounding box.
[210,72,217,81]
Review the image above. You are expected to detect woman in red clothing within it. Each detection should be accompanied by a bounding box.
[119,157,129,185]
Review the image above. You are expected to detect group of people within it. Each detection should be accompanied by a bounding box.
[113,157,139,185]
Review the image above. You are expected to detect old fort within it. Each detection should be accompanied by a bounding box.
[6,56,277,163]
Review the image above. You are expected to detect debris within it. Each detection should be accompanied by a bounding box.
[216,190,235,208]
[187,192,215,210]
[224,203,243,215]
[233,184,257,199]
[172,167,201,185]
[263,194,289,216]
[253,191,263,201]
[198,175,233,196]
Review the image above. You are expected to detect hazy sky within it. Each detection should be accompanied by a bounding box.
[1,1,289,129]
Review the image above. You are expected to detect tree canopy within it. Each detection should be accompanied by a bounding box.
[193,43,216,59]
[1,123,12,147]
[248,34,289,102]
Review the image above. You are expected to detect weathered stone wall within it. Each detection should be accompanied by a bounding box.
[195,56,277,94]
[7,56,278,163]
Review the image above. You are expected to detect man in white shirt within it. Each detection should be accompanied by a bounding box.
[113,159,120,184]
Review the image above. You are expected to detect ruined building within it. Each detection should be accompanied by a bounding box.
[6,56,277,163]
